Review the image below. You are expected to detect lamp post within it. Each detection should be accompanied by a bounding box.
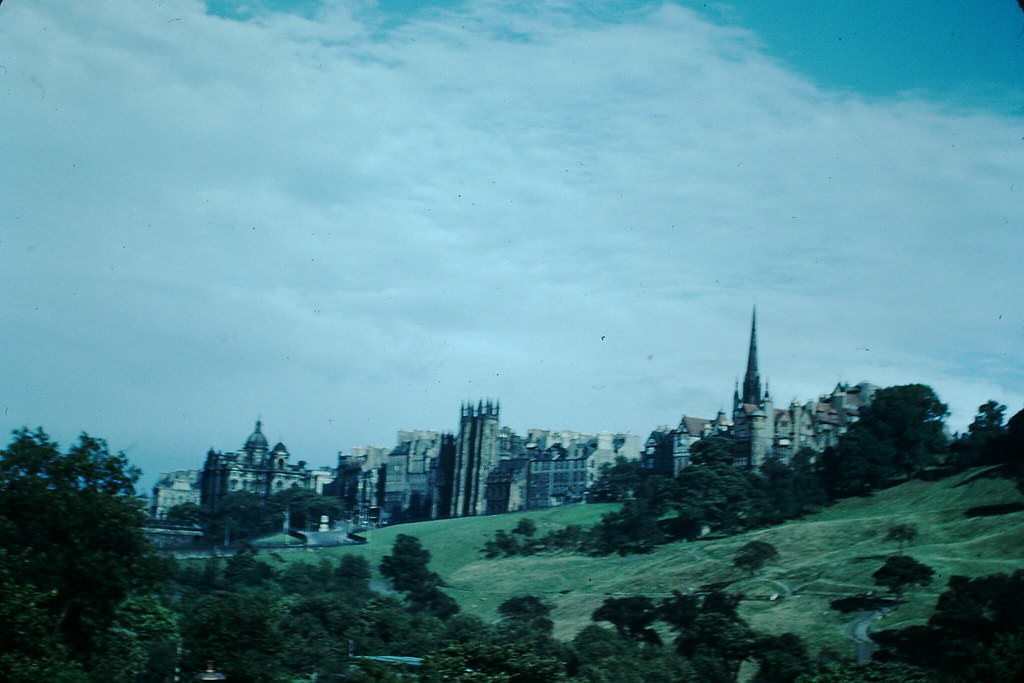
[194,661,227,681]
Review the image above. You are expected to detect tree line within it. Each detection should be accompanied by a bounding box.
[484,385,1022,558]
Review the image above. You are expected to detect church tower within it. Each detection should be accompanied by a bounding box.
[733,308,774,468]
[742,307,762,406]
[451,400,500,517]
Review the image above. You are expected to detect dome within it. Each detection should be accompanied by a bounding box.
[271,442,288,455]
[244,419,269,451]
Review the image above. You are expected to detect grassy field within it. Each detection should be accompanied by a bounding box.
[279,470,1024,659]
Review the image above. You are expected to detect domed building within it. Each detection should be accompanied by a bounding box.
[200,420,319,509]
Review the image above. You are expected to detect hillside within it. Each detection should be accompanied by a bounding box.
[303,469,1024,659]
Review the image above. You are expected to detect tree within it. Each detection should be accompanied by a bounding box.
[591,596,661,643]
[753,632,811,683]
[498,595,554,640]
[673,457,768,533]
[89,594,179,683]
[870,570,1024,678]
[423,641,564,683]
[661,590,759,681]
[828,385,949,495]
[690,436,740,467]
[180,590,287,683]
[268,487,344,533]
[380,534,441,592]
[165,501,204,526]
[0,549,74,682]
[0,429,170,660]
[584,500,665,555]
[733,540,780,575]
[872,555,934,595]
[205,490,277,545]
[380,534,459,618]
[587,456,643,502]
[512,518,537,537]
[883,524,918,555]
[949,401,1007,468]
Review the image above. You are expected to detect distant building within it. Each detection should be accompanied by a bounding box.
[731,309,876,466]
[319,402,640,523]
[645,308,876,473]
[149,469,201,519]
[451,401,502,517]
[200,420,321,509]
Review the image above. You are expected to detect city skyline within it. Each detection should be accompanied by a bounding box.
[3,0,1022,490]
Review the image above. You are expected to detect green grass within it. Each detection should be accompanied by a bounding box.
[271,471,1024,659]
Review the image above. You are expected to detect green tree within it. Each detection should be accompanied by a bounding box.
[587,456,643,502]
[870,570,1024,678]
[206,490,277,545]
[0,429,170,660]
[949,401,1007,468]
[89,594,179,683]
[380,534,441,592]
[658,589,759,681]
[584,499,664,555]
[180,590,287,683]
[690,436,739,467]
[570,625,693,682]
[513,518,537,537]
[422,641,564,682]
[733,540,780,575]
[165,501,204,526]
[591,596,661,643]
[673,457,767,533]
[829,385,948,495]
[268,487,344,532]
[872,555,934,595]
[380,534,459,618]
[0,549,74,682]
[753,632,811,683]
[498,595,554,640]
[883,523,918,555]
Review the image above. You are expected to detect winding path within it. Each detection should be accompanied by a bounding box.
[844,609,885,663]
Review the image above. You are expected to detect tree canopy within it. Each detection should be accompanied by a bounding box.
[0,428,171,675]
[824,385,949,496]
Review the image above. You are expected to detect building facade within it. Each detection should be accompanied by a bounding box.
[645,308,876,473]
[200,420,320,509]
[149,469,201,519]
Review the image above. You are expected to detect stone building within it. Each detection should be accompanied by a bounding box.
[323,402,640,523]
[641,309,877,474]
[382,430,445,522]
[730,309,876,466]
[149,469,201,519]
[200,420,320,509]
[451,401,502,517]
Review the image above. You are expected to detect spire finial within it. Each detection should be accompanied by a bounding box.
[741,306,762,405]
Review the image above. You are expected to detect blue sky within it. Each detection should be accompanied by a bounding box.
[2,0,1022,490]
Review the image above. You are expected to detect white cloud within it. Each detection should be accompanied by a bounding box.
[1,0,1021,485]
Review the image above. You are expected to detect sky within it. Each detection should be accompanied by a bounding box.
[2,0,1023,492]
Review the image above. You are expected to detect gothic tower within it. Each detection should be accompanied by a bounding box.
[742,307,761,406]
[451,400,500,517]
[733,308,774,468]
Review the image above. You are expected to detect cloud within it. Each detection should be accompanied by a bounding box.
[1,0,1021,484]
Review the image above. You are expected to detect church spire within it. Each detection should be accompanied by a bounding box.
[742,307,762,405]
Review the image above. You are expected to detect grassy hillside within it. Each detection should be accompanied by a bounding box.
[295,470,1024,659]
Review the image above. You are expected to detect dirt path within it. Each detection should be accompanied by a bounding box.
[844,609,884,662]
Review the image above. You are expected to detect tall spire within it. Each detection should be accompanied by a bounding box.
[742,307,761,405]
